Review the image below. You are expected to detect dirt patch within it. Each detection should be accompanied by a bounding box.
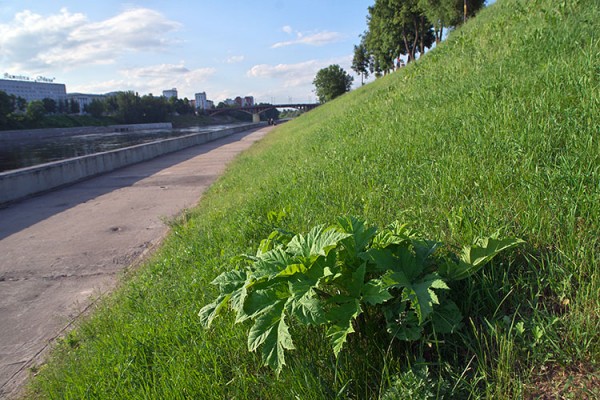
[525,362,599,399]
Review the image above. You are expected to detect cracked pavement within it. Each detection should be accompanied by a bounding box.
[0,125,272,399]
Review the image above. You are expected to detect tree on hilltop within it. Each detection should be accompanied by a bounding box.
[359,0,486,74]
[352,42,371,85]
[313,65,354,103]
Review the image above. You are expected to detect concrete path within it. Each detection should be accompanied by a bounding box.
[0,125,273,399]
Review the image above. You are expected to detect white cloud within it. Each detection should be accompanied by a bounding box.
[282,25,293,34]
[70,63,216,98]
[271,30,344,49]
[0,7,181,72]
[226,55,245,64]
[247,55,352,89]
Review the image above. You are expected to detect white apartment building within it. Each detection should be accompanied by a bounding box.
[162,88,178,99]
[0,77,67,103]
[195,92,208,110]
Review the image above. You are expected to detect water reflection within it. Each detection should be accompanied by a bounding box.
[0,124,245,173]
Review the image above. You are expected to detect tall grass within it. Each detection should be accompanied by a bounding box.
[30,0,598,398]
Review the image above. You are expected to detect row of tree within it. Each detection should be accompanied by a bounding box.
[312,1,486,104]
[0,90,200,130]
[85,91,195,123]
[353,0,485,81]
[0,90,84,130]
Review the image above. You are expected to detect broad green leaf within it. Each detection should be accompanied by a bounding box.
[402,274,449,324]
[198,294,230,328]
[231,285,249,323]
[287,283,326,325]
[326,299,362,357]
[362,279,393,305]
[287,225,350,259]
[247,300,294,374]
[211,269,247,293]
[276,263,308,277]
[461,237,525,267]
[306,251,337,281]
[257,238,274,256]
[412,239,441,267]
[396,244,423,280]
[360,248,398,272]
[244,284,289,319]
[389,269,411,288]
[430,301,463,334]
[372,221,412,248]
[337,216,377,259]
[387,308,423,341]
[348,263,366,297]
[287,275,326,325]
[256,229,293,256]
[252,246,292,280]
[247,300,286,352]
[263,312,295,375]
[440,237,524,281]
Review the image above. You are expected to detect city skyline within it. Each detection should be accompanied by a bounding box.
[0,1,375,104]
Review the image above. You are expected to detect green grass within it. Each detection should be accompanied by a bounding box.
[29,0,599,398]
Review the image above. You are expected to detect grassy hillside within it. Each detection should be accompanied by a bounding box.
[31,0,598,398]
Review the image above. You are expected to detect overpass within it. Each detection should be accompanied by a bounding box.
[206,103,320,122]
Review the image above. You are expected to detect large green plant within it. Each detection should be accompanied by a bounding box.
[200,217,523,374]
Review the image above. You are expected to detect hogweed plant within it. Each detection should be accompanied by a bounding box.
[199,217,523,374]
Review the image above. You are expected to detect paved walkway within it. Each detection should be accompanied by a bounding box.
[0,125,273,399]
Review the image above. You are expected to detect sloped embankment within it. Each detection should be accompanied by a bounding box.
[31,0,598,398]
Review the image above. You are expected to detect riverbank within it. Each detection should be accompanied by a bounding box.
[0,122,264,205]
[0,124,275,399]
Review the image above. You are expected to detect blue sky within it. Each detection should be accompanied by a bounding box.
[0,1,375,104]
[0,1,496,104]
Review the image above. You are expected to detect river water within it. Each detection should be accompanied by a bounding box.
[0,124,246,173]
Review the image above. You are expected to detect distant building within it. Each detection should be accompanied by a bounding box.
[224,98,236,106]
[243,96,254,107]
[206,100,214,109]
[67,93,106,115]
[195,92,208,110]
[163,88,178,99]
[231,95,254,107]
[0,76,67,103]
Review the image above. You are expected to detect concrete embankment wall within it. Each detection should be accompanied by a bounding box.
[0,122,263,205]
[0,122,173,141]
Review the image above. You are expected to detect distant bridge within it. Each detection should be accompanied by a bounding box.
[206,103,320,122]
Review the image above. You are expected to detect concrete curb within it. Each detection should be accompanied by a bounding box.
[0,122,264,205]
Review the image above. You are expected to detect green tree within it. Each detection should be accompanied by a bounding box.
[171,97,194,115]
[57,99,68,114]
[352,42,371,85]
[13,95,26,113]
[370,0,435,64]
[69,98,80,114]
[26,100,46,121]
[418,0,485,42]
[0,91,14,129]
[114,91,142,123]
[85,99,105,118]
[42,98,57,114]
[313,64,354,103]
[140,94,171,122]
